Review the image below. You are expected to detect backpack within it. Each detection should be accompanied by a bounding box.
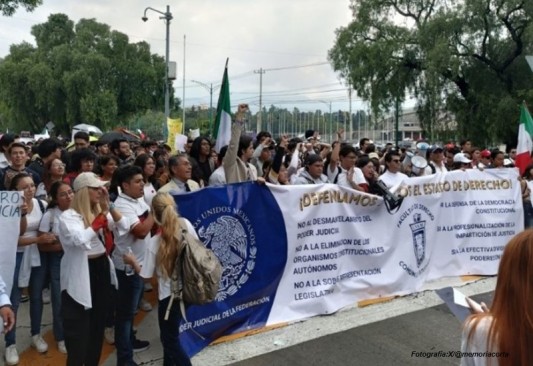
[165,218,223,331]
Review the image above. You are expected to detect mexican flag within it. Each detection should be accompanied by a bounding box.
[515,102,533,175]
[213,59,231,153]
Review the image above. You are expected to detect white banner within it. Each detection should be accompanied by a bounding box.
[0,191,23,296]
[266,168,521,324]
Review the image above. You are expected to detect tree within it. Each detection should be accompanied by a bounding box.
[329,0,533,145]
[0,0,41,16]
[0,14,169,135]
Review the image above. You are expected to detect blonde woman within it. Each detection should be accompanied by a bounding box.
[58,172,127,366]
[124,192,194,366]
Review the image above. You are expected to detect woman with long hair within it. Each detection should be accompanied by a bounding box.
[189,136,214,187]
[5,173,56,363]
[37,181,73,354]
[355,155,379,193]
[58,172,127,365]
[98,155,120,183]
[134,153,159,206]
[461,229,533,365]
[124,192,194,366]
[36,158,66,200]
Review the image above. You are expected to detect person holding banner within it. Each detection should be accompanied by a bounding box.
[379,150,408,191]
[293,154,329,185]
[123,192,193,366]
[461,229,533,365]
[0,274,15,335]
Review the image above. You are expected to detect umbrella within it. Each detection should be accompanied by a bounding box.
[98,131,139,144]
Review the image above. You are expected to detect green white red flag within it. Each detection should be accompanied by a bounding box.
[213,58,231,153]
[515,102,533,175]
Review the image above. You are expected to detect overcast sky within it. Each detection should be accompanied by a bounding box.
[0,0,376,114]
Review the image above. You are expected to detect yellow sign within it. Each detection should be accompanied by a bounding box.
[167,117,183,153]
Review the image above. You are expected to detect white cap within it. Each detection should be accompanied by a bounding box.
[453,153,472,164]
[73,172,107,192]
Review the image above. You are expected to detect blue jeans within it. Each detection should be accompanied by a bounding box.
[5,252,23,347]
[158,297,191,366]
[29,253,46,336]
[115,270,143,366]
[39,251,64,341]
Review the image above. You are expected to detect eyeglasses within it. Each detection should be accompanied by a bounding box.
[52,163,66,168]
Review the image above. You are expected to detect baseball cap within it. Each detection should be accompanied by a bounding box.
[73,172,108,192]
[429,145,443,154]
[480,149,491,158]
[368,152,380,160]
[453,153,472,164]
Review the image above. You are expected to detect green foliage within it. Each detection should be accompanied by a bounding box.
[329,0,533,146]
[0,13,169,135]
[0,0,41,16]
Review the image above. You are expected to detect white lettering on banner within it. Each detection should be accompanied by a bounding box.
[179,296,271,333]
[266,169,523,325]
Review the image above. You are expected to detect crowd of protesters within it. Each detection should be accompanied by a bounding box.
[0,104,530,365]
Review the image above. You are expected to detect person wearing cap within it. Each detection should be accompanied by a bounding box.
[476,149,491,169]
[425,146,448,175]
[57,172,126,365]
[453,153,473,170]
[293,154,329,185]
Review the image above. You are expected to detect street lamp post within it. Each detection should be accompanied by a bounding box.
[142,5,172,138]
[191,80,221,138]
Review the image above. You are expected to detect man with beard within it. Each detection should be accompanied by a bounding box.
[111,138,135,166]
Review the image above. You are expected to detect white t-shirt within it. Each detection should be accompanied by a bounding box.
[336,167,366,188]
[39,206,62,235]
[20,198,47,253]
[379,170,408,192]
[140,218,197,300]
[113,193,151,270]
[143,182,157,207]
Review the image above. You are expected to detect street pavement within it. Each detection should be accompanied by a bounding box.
[9,276,496,366]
